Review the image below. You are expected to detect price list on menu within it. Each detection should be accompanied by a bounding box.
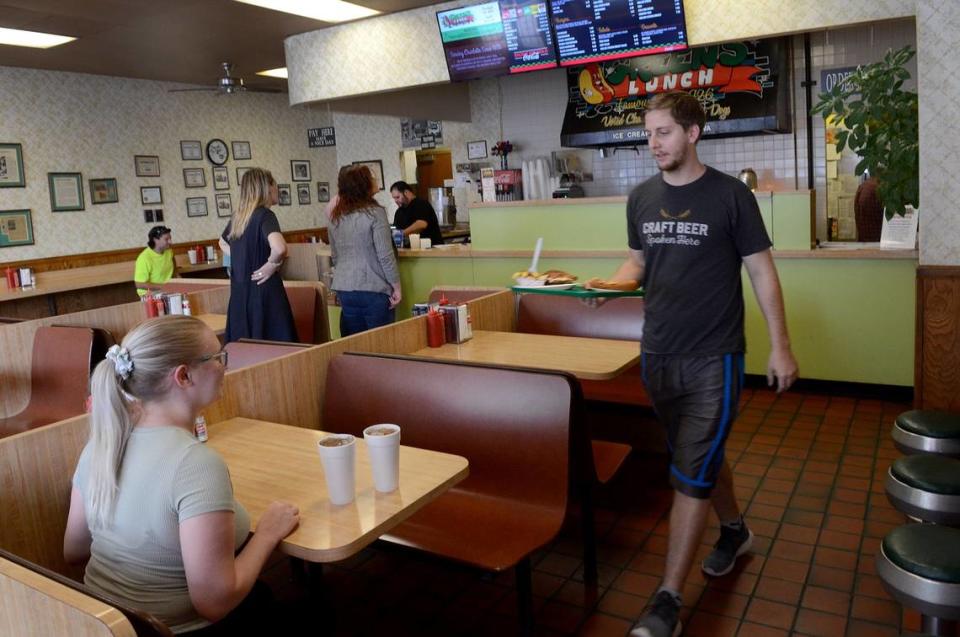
[551,0,687,66]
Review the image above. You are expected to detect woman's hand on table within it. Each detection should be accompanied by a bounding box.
[251,260,281,285]
[258,501,300,541]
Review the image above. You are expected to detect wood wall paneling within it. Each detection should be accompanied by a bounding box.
[915,266,960,411]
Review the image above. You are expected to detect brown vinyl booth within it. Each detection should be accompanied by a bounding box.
[223,338,312,371]
[324,352,579,634]
[517,293,648,406]
[427,285,506,305]
[0,326,94,439]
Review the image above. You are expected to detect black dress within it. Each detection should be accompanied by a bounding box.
[221,207,297,343]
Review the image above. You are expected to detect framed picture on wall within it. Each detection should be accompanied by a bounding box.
[236,166,252,185]
[467,140,488,160]
[317,181,330,202]
[143,209,154,223]
[291,160,311,182]
[352,160,384,192]
[155,209,164,222]
[0,143,25,188]
[134,155,160,177]
[140,185,162,205]
[48,172,85,212]
[186,196,208,218]
[0,209,34,247]
[297,183,311,205]
[212,165,229,190]
[180,140,203,161]
[183,167,206,188]
[215,193,233,218]
[277,184,292,206]
[89,178,119,204]
[232,141,252,160]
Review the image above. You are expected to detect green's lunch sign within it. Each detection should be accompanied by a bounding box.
[561,38,792,147]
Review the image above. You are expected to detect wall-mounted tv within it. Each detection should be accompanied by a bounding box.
[550,0,688,67]
[437,0,558,82]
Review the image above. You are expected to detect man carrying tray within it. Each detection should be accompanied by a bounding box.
[601,92,798,637]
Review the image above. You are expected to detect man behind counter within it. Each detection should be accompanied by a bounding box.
[389,181,444,246]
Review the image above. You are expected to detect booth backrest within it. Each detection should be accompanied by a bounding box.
[0,555,137,637]
[427,286,505,305]
[0,415,88,578]
[324,352,573,503]
[285,285,328,344]
[159,280,227,295]
[1,548,173,637]
[224,339,312,371]
[517,294,644,341]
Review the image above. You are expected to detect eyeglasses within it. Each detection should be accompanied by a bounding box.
[196,350,228,368]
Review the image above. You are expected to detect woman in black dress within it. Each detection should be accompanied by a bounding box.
[218,168,297,343]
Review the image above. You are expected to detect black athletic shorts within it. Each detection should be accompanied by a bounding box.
[641,352,745,499]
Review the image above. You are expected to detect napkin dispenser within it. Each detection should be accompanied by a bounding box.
[439,304,472,343]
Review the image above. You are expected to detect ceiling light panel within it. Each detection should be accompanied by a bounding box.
[0,27,76,49]
[234,0,379,23]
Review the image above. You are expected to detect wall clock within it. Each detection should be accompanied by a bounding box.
[206,139,229,166]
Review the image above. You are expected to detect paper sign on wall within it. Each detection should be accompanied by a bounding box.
[880,207,918,250]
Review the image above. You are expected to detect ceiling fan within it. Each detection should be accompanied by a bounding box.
[169,62,282,94]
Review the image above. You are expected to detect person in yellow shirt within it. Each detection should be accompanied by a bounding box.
[135,226,176,296]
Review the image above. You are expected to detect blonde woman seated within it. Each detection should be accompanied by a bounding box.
[64,315,299,635]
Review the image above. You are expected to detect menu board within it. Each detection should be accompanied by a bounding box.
[437,0,557,82]
[550,0,687,66]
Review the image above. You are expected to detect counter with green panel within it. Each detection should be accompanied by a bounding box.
[388,194,916,386]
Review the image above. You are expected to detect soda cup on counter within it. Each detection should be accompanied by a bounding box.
[194,415,208,442]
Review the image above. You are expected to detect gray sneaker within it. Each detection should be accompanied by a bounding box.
[701,521,754,577]
[629,590,682,637]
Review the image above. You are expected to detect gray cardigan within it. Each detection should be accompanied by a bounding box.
[328,205,400,295]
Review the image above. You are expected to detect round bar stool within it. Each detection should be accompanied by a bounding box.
[886,455,960,524]
[893,411,960,457]
[878,524,960,636]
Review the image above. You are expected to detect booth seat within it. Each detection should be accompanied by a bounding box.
[0,326,94,439]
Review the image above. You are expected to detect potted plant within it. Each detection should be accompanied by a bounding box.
[811,46,919,238]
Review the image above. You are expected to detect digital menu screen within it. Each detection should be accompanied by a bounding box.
[550,0,688,67]
[437,0,558,82]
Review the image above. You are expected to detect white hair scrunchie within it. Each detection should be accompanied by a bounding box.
[106,344,134,380]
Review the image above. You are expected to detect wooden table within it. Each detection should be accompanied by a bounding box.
[0,262,137,319]
[207,417,468,562]
[195,313,226,336]
[410,329,640,380]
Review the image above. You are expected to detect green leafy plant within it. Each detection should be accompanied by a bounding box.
[811,45,919,218]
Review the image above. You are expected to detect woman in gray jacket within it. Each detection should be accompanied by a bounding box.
[328,165,402,336]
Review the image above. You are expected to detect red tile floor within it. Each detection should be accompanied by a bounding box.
[263,385,930,636]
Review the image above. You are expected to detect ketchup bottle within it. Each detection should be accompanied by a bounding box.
[427,310,445,348]
[5,267,18,289]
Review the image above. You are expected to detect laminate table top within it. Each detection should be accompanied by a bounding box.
[410,330,640,380]
[207,417,469,562]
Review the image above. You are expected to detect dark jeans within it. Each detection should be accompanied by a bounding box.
[338,290,395,337]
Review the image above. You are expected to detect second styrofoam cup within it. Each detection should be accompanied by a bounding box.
[363,424,401,492]
[317,434,356,505]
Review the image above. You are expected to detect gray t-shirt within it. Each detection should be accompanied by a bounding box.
[627,166,771,355]
[73,426,251,634]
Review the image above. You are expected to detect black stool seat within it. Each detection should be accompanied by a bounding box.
[893,455,960,495]
[887,455,960,525]
[893,410,960,457]
[878,524,960,630]
[884,525,960,582]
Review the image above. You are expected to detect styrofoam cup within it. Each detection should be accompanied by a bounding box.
[409,233,421,250]
[317,434,356,505]
[187,250,198,265]
[363,424,400,492]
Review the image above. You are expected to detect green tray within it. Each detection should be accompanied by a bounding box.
[511,284,644,298]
